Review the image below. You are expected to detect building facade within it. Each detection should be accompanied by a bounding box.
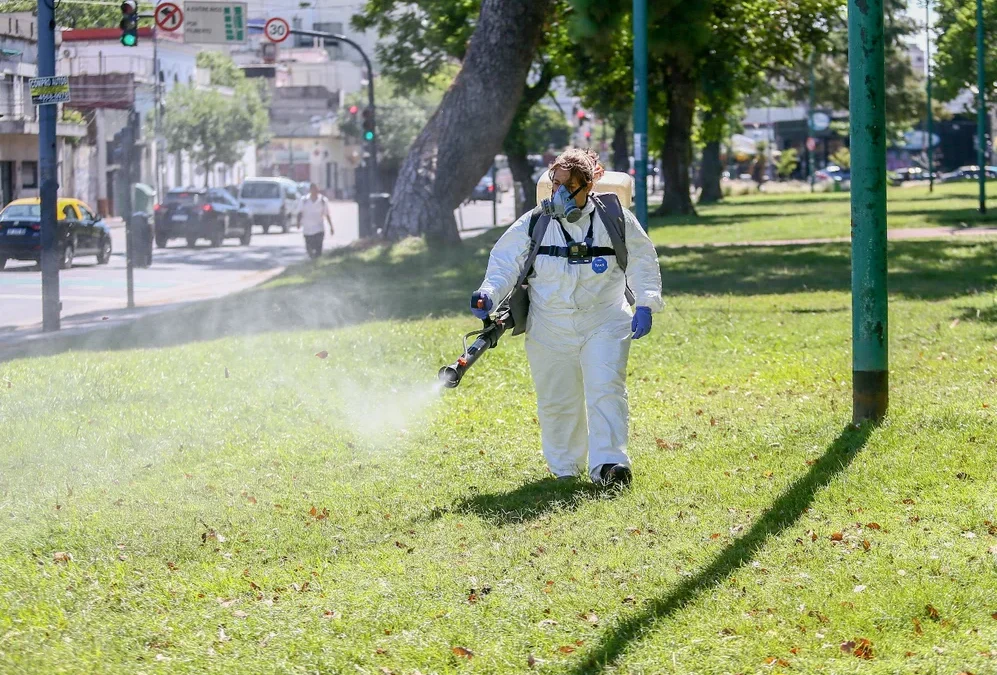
[0,14,88,208]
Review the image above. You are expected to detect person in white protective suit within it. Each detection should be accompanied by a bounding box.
[470,149,663,488]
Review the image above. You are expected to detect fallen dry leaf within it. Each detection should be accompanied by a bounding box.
[527,653,537,668]
[763,471,774,478]
[53,552,72,564]
[862,540,871,551]
[580,611,599,624]
[315,351,329,359]
[166,561,178,571]
[913,618,923,635]
[217,598,237,608]
[853,638,874,659]
[866,523,881,530]
[841,641,855,654]
[451,646,473,659]
[246,496,257,505]
[950,318,961,329]
[232,610,248,619]
[789,647,800,655]
[992,612,997,620]
[831,532,844,542]
[557,645,576,654]
[710,532,721,540]
[322,610,342,620]
[926,604,940,620]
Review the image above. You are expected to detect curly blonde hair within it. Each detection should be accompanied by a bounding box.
[548,148,600,188]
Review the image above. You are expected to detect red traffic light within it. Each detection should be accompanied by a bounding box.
[576,109,586,119]
[584,131,591,139]
[348,105,358,115]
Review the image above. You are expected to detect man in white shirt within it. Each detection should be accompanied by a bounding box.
[297,183,334,259]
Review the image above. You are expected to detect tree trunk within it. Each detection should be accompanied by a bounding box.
[698,141,723,204]
[383,0,551,245]
[655,76,697,217]
[502,64,556,215]
[611,121,629,172]
[508,151,536,212]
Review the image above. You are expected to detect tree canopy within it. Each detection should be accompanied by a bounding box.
[933,0,996,106]
[162,53,269,184]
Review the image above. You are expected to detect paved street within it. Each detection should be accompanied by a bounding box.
[0,194,513,334]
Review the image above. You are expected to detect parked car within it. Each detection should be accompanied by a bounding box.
[0,197,111,270]
[239,177,301,233]
[816,164,851,182]
[154,188,253,248]
[940,165,997,182]
[469,175,497,202]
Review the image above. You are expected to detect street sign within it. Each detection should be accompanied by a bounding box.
[29,76,70,105]
[155,2,183,31]
[183,2,247,44]
[264,17,289,43]
[806,137,817,152]
[810,111,831,132]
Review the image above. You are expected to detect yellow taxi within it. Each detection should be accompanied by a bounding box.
[0,197,111,270]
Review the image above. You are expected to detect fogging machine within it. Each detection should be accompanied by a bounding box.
[438,293,524,389]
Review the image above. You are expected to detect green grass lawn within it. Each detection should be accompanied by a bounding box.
[650,181,997,246]
[3,202,997,673]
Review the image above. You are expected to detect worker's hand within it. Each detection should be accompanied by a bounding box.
[470,291,493,320]
[631,306,652,340]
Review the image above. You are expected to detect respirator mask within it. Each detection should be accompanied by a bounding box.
[540,184,585,223]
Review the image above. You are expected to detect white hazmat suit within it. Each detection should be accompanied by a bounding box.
[476,197,664,481]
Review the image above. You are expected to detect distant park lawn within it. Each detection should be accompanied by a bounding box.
[649,180,997,246]
[2,206,997,672]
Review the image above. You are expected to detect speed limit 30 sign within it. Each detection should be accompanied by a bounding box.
[264,17,290,43]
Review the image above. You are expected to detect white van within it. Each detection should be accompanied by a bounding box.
[239,177,301,233]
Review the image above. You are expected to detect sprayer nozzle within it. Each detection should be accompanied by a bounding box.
[438,365,461,389]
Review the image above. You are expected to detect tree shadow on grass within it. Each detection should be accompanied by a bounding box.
[565,422,874,675]
[438,477,602,526]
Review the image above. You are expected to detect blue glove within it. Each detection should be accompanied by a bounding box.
[631,306,652,340]
[470,291,493,320]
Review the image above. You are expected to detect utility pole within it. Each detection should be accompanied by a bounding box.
[153,26,163,199]
[848,0,889,424]
[926,0,934,193]
[123,112,137,309]
[808,51,816,194]
[491,159,497,228]
[37,0,60,331]
[632,0,648,230]
[977,0,987,214]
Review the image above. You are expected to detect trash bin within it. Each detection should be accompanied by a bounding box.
[369,192,391,236]
[131,183,156,267]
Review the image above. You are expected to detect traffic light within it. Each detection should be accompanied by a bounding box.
[362,106,375,142]
[576,108,587,127]
[120,0,138,47]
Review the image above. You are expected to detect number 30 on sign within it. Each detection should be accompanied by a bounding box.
[265,17,289,43]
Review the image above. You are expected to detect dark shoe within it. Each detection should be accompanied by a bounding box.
[598,463,633,489]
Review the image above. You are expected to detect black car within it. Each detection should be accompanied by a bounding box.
[0,198,112,270]
[154,188,253,248]
[469,175,496,201]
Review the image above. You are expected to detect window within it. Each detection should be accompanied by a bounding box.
[62,205,77,220]
[78,204,96,222]
[21,161,38,188]
[240,182,281,199]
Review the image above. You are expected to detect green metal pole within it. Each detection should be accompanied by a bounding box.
[977,0,987,214]
[926,0,934,193]
[848,0,889,423]
[809,51,816,193]
[633,0,648,230]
